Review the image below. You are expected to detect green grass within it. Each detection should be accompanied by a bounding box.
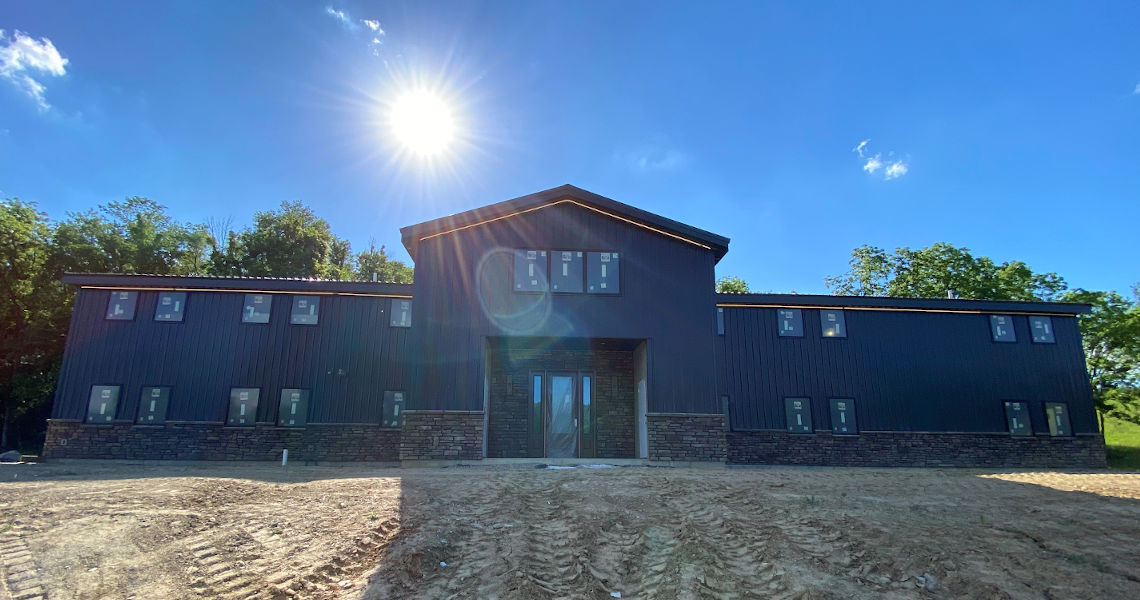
[1103,416,1140,470]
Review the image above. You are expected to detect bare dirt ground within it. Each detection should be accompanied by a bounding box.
[1,463,1138,600]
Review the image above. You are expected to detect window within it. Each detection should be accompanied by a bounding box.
[1004,401,1032,436]
[278,389,310,427]
[514,250,548,292]
[529,373,543,456]
[829,398,857,434]
[86,385,120,423]
[785,397,812,433]
[105,291,137,320]
[717,307,725,335]
[1030,316,1055,344]
[820,309,846,338]
[777,309,803,337]
[227,388,259,426]
[990,315,1016,342]
[1045,403,1071,436]
[242,294,272,323]
[550,251,584,293]
[137,387,170,424]
[390,299,412,327]
[154,292,187,322]
[290,296,320,325]
[383,391,405,427]
[586,252,620,294]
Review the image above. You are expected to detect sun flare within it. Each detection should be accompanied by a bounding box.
[389,90,455,157]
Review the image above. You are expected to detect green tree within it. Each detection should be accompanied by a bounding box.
[825,243,1067,301]
[1058,288,1140,424]
[0,199,65,448]
[716,275,749,294]
[354,241,414,283]
[210,201,347,279]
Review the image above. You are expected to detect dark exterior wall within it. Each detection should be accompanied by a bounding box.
[409,202,719,414]
[716,307,1097,435]
[53,288,410,425]
[42,420,400,461]
[485,339,635,459]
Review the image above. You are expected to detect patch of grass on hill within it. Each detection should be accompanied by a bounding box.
[1104,416,1140,470]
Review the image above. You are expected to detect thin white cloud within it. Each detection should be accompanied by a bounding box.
[325,6,355,28]
[326,7,385,53]
[884,160,909,180]
[362,19,383,34]
[626,146,690,171]
[852,139,909,181]
[862,154,883,174]
[0,29,69,111]
[1133,83,1140,95]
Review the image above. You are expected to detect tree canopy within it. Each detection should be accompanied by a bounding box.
[716,275,750,294]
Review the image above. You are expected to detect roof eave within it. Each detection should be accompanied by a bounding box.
[715,293,1091,315]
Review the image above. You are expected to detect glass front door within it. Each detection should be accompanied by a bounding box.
[547,374,578,458]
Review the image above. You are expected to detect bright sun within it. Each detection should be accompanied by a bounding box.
[389,91,454,157]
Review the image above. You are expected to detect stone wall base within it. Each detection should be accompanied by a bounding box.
[41,419,399,461]
[647,413,727,461]
[399,411,485,460]
[727,430,1107,468]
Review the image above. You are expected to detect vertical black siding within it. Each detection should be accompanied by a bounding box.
[717,307,1097,435]
[410,202,719,413]
[52,289,409,424]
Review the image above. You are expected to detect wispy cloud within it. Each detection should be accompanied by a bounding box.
[0,29,69,111]
[325,7,385,53]
[619,143,690,171]
[852,139,908,181]
[884,160,908,180]
[1133,83,1140,95]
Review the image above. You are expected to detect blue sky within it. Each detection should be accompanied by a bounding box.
[2,1,1138,294]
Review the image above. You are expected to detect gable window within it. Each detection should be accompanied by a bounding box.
[278,389,310,427]
[990,315,1016,342]
[550,251,584,293]
[777,309,803,337]
[514,250,548,292]
[86,385,120,423]
[105,291,138,320]
[154,292,187,322]
[717,307,725,335]
[1029,316,1055,343]
[1003,401,1032,436]
[290,296,320,325]
[586,252,620,294]
[383,391,405,427]
[227,388,259,426]
[829,398,857,434]
[785,397,813,433]
[1045,402,1071,436]
[820,309,846,338]
[390,299,412,327]
[242,294,272,324]
[137,387,170,424]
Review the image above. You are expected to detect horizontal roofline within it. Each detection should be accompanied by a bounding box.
[61,273,414,296]
[399,184,730,263]
[715,293,1090,315]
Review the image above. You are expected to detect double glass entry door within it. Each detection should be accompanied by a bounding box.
[531,372,594,458]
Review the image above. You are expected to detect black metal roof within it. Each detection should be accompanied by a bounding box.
[715,293,1090,315]
[399,184,732,262]
[60,273,414,296]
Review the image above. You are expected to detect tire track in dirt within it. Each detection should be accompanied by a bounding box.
[0,523,48,600]
[184,530,274,600]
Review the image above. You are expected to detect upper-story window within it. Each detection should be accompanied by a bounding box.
[1029,316,1055,343]
[777,308,803,337]
[290,296,320,325]
[587,252,620,294]
[820,309,846,338]
[391,299,412,327]
[154,292,187,322]
[550,251,584,293]
[105,291,138,320]
[514,250,548,292]
[990,315,1016,342]
[242,294,272,324]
